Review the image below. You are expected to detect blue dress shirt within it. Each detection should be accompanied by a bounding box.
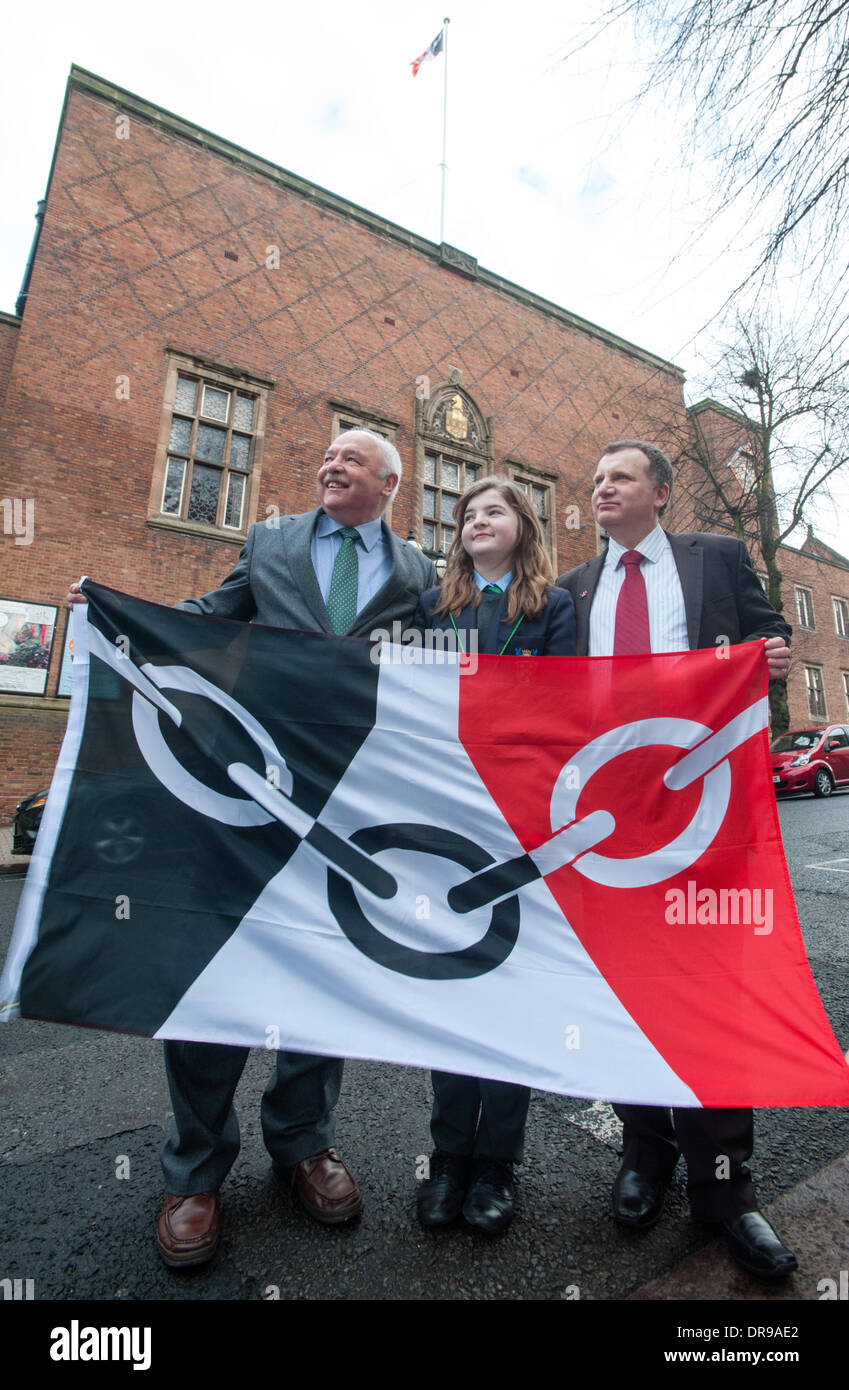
[311,512,393,615]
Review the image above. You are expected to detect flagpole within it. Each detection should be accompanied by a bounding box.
[439,17,450,244]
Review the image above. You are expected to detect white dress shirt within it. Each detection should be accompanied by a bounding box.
[588,525,689,655]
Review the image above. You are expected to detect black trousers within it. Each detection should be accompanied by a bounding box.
[613,1103,756,1220]
[430,1072,531,1164]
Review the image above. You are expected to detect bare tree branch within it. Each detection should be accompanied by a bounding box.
[562,0,849,297]
[625,305,849,730]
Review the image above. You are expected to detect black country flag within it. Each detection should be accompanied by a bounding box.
[2,580,848,1107]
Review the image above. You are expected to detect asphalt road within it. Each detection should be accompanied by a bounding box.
[1,791,848,1309]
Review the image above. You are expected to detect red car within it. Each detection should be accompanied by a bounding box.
[770,725,849,797]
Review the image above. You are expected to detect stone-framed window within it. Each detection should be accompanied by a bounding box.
[832,595,849,639]
[805,664,827,720]
[842,671,849,718]
[149,352,273,540]
[329,401,399,447]
[414,371,493,557]
[422,449,483,554]
[507,464,557,566]
[795,585,815,631]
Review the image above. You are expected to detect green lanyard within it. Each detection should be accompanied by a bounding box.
[449,610,525,656]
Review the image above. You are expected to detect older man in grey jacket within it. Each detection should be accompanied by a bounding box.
[70,428,436,1266]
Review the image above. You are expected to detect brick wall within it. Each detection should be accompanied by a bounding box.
[781,544,849,726]
[0,700,67,814]
[0,316,19,416]
[0,76,695,815]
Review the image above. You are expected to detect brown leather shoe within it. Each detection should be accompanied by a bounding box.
[286,1149,363,1224]
[156,1192,220,1267]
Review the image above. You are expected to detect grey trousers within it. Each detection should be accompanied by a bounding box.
[160,1040,344,1194]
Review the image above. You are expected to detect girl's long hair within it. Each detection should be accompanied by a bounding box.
[434,477,553,623]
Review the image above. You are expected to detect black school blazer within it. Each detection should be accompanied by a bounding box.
[413,584,577,656]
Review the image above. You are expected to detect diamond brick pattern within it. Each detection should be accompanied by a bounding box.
[10,85,693,518]
[0,75,830,810]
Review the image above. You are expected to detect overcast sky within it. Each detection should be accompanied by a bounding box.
[1,0,844,547]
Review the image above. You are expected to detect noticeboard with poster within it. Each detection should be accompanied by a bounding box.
[0,599,58,696]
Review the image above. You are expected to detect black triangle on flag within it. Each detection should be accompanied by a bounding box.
[18,581,380,1035]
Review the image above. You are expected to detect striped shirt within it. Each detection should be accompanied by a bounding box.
[588,525,689,655]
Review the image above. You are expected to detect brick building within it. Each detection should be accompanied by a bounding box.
[683,398,849,731]
[1,66,845,816]
[782,528,849,727]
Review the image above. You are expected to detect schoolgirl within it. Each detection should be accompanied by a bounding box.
[413,477,576,1234]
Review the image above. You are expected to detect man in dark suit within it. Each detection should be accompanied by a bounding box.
[557,439,797,1280]
[69,428,436,1266]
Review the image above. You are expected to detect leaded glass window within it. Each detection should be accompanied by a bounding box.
[233,394,254,430]
[513,473,555,559]
[174,375,197,413]
[421,450,482,555]
[202,385,230,422]
[160,372,259,530]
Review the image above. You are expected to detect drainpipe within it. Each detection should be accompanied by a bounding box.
[15,199,46,318]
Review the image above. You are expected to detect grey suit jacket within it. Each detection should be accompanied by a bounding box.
[179,509,437,636]
[557,531,792,656]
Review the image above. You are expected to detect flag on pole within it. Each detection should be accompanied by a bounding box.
[411,29,444,76]
[3,580,848,1108]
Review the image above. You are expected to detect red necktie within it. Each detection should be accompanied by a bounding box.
[613,550,650,654]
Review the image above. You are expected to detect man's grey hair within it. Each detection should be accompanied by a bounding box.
[602,439,673,516]
[339,427,402,505]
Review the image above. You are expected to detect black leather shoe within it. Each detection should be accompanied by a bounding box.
[417,1151,470,1227]
[462,1157,516,1236]
[720,1211,798,1280]
[612,1165,665,1228]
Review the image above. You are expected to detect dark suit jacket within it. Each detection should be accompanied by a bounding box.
[414,584,576,655]
[178,508,437,635]
[556,532,791,656]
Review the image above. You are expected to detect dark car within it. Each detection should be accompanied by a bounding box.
[770,725,849,798]
[12,788,49,854]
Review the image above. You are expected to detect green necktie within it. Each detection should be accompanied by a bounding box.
[327,526,360,634]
